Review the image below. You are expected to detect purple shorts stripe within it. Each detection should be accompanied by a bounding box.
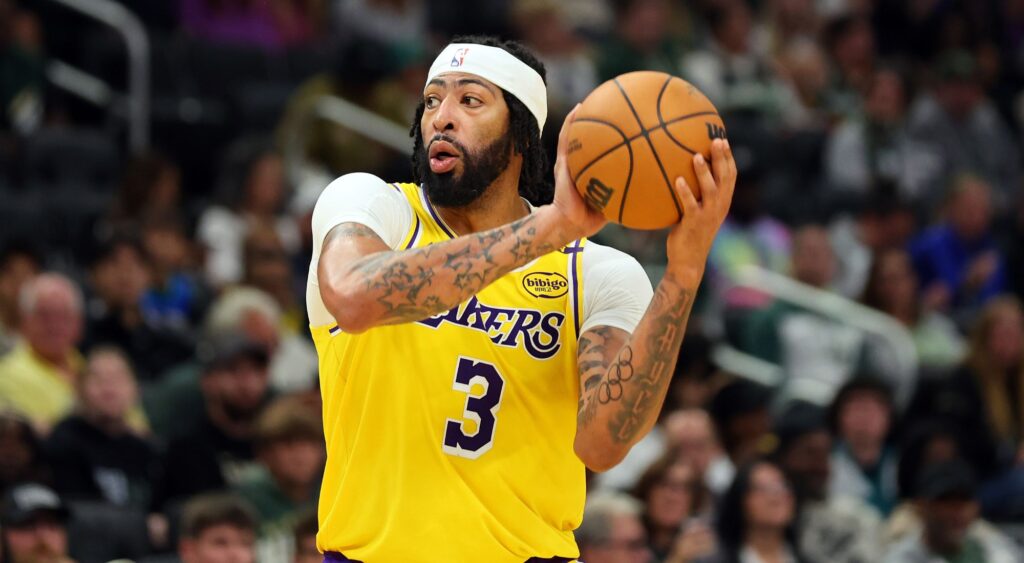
[324,552,572,562]
[323,552,360,563]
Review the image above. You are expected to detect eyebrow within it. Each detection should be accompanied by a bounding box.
[426,77,497,95]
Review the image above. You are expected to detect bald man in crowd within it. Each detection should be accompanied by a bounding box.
[0,273,85,432]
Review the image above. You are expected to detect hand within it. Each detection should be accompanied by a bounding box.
[964,252,998,290]
[666,139,737,279]
[549,104,608,241]
[665,521,717,563]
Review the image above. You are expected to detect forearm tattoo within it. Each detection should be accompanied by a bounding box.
[332,213,557,326]
[577,276,695,445]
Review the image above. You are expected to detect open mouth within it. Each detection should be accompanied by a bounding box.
[428,140,461,174]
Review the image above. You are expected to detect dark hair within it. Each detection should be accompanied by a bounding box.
[293,507,318,545]
[708,379,772,455]
[0,239,42,272]
[827,376,895,437]
[214,136,282,210]
[254,398,323,450]
[181,493,258,539]
[112,151,178,220]
[716,460,801,559]
[0,412,48,490]
[897,419,966,500]
[88,233,148,270]
[860,247,920,320]
[410,36,551,205]
[631,448,699,512]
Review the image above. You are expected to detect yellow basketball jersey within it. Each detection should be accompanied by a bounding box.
[312,183,587,562]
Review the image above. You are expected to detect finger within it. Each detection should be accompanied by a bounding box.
[721,139,737,203]
[556,103,581,159]
[711,138,730,188]
[675,176,700,218]
[693,148,718,201]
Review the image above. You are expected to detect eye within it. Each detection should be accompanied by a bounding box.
[424,95,440,109]
[462,95,482,107]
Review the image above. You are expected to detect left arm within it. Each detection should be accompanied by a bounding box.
[574,140,736,471]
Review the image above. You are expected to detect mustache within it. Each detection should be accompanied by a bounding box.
[427,134,468,155]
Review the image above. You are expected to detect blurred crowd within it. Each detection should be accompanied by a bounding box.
[2,0,1024,562]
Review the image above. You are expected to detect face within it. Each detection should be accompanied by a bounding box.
[293,533,320,563]
[181,524,256,563]
[938,80,982,119]
[875,250,917,312]
[581,514,652,563]
[780,431,832,500]
[838,391,891,450]
[81,351,137,423]
[949,180,991,241]
[727,409,771,466]
[152,166,181,209]
[240,309,279,353]
[261,438,325,490]
[621,0,669,51]
[986,306,1024,369]
[143,226,191,272]
[743,464,795,530]
[865,70,905,124]
[646,463,696,529]
[21,280,82,363]
[417,72,515,208]
[204,359,269,422]
[90,245,150,309]
[4,514,68,563]
[922,497,978,553]
[791,227,835,288]
[245,154,285,214]
[665,411,718,477]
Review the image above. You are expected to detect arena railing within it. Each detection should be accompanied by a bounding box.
[713,264,919,408]
[44,0,150,153]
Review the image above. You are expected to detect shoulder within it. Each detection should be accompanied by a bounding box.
[313,173,404,211]
[579,240,653,335]
[311,173,414,250]
[582,240,650,282]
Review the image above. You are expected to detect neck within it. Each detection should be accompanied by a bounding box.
[207,404,255,439]
[277,477,313,504]
[850,441,882,468]
[746,527,786,561]
[84,411,128,435]
[432,165,527,235]
[650,526,678,552]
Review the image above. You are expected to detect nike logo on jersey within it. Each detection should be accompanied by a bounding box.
[416,295,564,360]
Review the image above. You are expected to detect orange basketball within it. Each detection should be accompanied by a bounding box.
[566,71,726,230]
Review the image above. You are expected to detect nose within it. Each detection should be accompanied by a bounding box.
[431,95,457,133]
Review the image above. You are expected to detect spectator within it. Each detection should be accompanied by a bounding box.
[43,346,158,508]
[776,38,830,131]
[773,401,882,563]
[664,409,733,497]
[821,13,876,121]
[596,0,684,81]
[576,492,653,563]
[292,508,318,563]
[713,459,804,563]
[0,412,50,491]
[906,50,1021,211]
[861,247,966,372]
[0,274,84,433]
[235,398,323,552]
[708,379,773,469]
[179,493,258,563]
[631,453,716,562]
[1,483,73,563]
[909,175,1008,325]
[882,459,1020,563]
[179,0,325,51]
[828,377,899,516]
[0,241,41,356]
[139,213,211,331]
[156,334,271,508]
[83,236,195,382]
[0,0,44,135]
[105,151,184,237]
[197,140,301,288]
[242,226,304,336]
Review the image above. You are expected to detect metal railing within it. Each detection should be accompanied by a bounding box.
[45,0,150,153]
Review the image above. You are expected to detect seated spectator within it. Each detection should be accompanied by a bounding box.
[828,377,899,516]
[1,483,73,563]
[861,247,966,372]
[596,0,685,81]
[43,346,158,508]
[906,51,1021,211]
[909,175,1007,326]
[708,378,773,471]
[776,38,830,131]
[821,13,875,121]
[156,334,271,508]
[773,402,882,563]
[84,236,195,382]
[906,297,1024,476]
[140,213,212,331]
[292,508,319,563]
[631,453,716,562]
[740,225,874,406]
[198,140,301,288]
[576,492,652,563]
[0,240,41,356]
[179,0,324,51]
[179,493,258,563]
[243,226,305,336]
[882,459,1020,563]
[104,151,184,237]
[235,398,323,552]
[713,459,804,563]
[0,412,51,491]
[0,274,84,433]
[665,408,734,497]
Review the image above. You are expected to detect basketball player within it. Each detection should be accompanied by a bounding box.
[307,36,736,562]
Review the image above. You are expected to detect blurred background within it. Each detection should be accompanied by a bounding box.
[1,0,1024,561]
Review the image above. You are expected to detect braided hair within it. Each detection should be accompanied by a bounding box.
[410,36,552,205]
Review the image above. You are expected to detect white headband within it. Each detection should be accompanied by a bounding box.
[426,43,547,132]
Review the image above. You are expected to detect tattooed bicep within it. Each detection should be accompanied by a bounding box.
[325,222,383,245]
[577,325,628,382]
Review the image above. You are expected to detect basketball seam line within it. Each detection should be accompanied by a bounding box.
[656,77,687,219]
[612,77,678,223]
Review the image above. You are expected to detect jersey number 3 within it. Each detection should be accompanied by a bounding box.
[442,357,505,460]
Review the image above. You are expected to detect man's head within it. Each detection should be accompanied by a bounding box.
[78,346,138,428]
[577,492,652,563]
[790,224,836,289]
[916,459,979,555]
[773,402,831,501]
[708,379,773,465]
[664,409,720,479]
[411,36,550,208]
[18,274,83,365]
[830,377,893,467]
[254,398,324,493]
[1,483,70,563]
[179,493,257,563]
[934,50,983,120]
[945,175,992,243]
[292,508,319,563]
[205,287,282,356]
[199,334,271,428]
[89,236,151,311]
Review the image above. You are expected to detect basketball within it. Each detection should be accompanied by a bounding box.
[566,71,727,230]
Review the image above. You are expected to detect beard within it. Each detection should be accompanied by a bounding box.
[416,133,513,208]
